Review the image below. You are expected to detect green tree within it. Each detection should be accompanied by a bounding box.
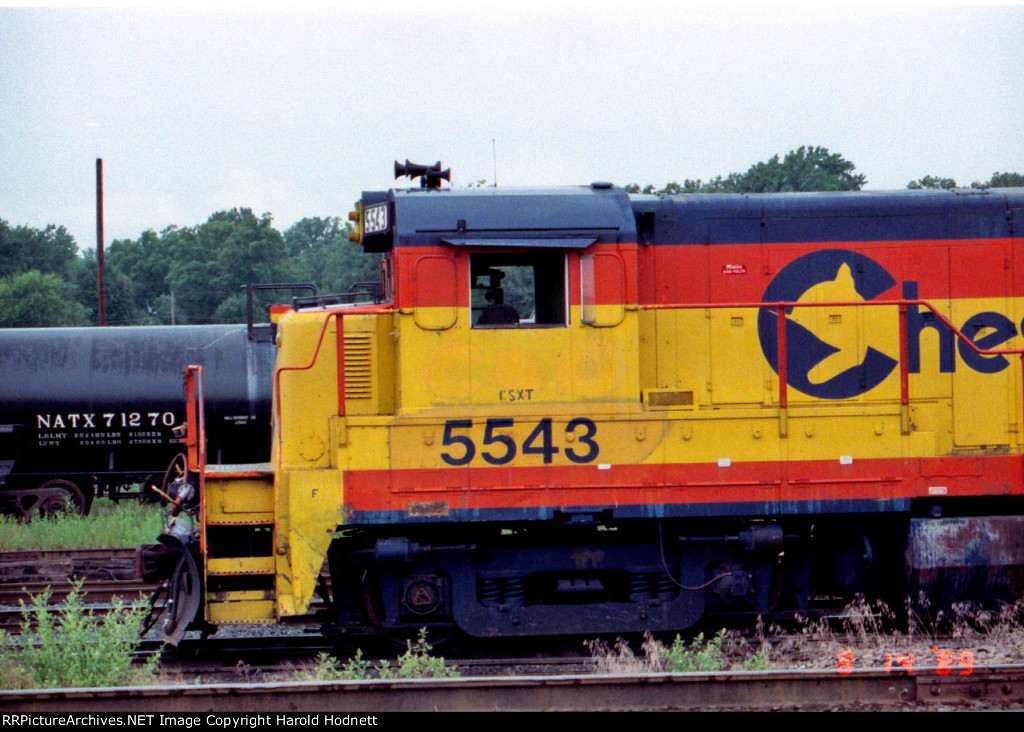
[907,172,1024,190]
[908,176,958,189]
[974,172,1024,188]
[626,180,709,195]
[105,228,176,321]
[695,174,745,193]
[627,146,866,195]
[0,270,87,327]
[106,209,294,324]
[725,146,866,192]
[203,209,291,290]
[71,252,147,326]
[284,217,382,297]
[0,221,79,279]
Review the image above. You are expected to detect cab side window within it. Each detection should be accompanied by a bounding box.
[471,253,566,328]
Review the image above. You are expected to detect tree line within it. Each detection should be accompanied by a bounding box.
[2,147,1021,328]
[625,146,1024,195]
[0,212,379,328]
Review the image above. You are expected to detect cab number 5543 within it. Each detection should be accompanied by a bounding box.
[440,417,599,467]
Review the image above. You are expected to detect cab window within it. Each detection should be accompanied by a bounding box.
[471,252,566,328]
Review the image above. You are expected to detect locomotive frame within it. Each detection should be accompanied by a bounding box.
[143,167,1024,644]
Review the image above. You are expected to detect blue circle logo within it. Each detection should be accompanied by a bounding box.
[757,250,898,400]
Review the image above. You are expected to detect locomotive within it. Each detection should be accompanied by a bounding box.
[142,162,1024,646]
[0,323,276,518]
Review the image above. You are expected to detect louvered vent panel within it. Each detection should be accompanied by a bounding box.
[343,334,373,399]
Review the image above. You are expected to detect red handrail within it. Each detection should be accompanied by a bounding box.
[183,364,206,554]
[274,311,346,423]
[183,364,206,473]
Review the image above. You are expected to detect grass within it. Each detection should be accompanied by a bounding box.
[0,579,161,689]
[0,498,164,551]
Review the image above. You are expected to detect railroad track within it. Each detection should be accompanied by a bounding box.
[0,548,328,632]
[3,664,1024,711]
[0,548,151,631]
[6,548,1024,712]
[0,548,139,581]
[148,646,593,682]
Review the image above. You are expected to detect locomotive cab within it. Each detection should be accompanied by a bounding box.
[302,179,654,636]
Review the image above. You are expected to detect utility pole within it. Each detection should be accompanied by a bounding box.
[95,158,107,326]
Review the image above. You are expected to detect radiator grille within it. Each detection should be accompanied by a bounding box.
[343,334,373,400]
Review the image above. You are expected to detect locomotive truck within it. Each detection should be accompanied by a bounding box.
[142,163,1024,645]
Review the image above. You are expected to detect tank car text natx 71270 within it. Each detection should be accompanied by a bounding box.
[140,162,1024,644]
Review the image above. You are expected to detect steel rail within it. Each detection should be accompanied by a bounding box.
[3,665,1024,712]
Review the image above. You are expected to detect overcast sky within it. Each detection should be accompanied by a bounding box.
[1,3,1022,253]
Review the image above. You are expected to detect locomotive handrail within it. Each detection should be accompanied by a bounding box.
[242,282,317,341]
[644,298,1024,439]
[183,364,206,554]
[183,365,206,472]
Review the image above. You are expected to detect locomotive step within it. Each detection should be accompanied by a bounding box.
[206,556,275,576]
[206,598,276,624]
[204,462,274,476]
[204,473,275,525]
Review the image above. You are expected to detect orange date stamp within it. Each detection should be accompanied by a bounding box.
[837,647,974,675]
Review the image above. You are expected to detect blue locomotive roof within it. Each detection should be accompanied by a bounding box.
[634,187,1024,245]
[360,184,1024,251]
[387,184,638,248]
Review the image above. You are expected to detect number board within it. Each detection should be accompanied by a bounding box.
[364,203,389,235]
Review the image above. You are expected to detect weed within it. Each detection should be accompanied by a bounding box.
[299,650,375,682]
[838,594,895,640]
[659,630,728,672]
[585,635,660,674]
[743,644,772,670]
[379,628,459,679]
[339,649,375,680]
[587,630,729,673]
[0,645,33,689]
[298,630,457,682]
[0,579,161,689]
[296,653,338,682]
[234,660,262,684]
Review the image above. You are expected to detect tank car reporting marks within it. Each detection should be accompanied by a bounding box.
[36,411,177,429]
